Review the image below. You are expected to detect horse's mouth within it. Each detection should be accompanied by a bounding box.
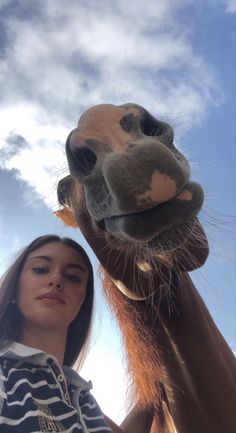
[97,200,166,229]
[96,202,195,246]
[96,216,196,257]
[95,180,203,244]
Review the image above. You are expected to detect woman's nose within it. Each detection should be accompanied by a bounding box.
[48,273,64,291]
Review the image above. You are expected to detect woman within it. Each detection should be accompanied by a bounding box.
[0,235,153,433]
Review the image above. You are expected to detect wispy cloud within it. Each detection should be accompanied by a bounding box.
[224,0,236,13]
[1,0,222,116]
[0,0,227,209]
[0,103,69,208]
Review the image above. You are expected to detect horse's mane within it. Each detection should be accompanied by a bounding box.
[101,270,172,429]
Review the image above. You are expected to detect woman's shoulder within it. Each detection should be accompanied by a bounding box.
[0,341,44,359]
[0,342,95,399]
[62,363,92,392]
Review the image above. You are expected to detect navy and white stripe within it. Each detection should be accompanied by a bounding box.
[0,342,112,433]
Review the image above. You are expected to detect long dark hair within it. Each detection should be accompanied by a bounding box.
[0,235,94,368]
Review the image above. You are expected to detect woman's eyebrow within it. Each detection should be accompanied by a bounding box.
[28,255,52,263]
[28,255,87,272]
[65,263,87,273]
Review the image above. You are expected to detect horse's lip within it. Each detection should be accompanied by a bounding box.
[95,203,165,233]
[95,202,168,234]
[97,199,169,227]
[98,183,189,225]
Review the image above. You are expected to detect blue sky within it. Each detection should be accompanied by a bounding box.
[0,0,235,423]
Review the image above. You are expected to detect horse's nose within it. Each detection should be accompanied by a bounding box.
[103,139,189,209]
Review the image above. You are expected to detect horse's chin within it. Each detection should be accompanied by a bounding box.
[146,221,197,256]
[96,216,208,271]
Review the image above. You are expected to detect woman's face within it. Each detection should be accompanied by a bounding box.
[17,242,89,332]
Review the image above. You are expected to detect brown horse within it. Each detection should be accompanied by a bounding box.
[56,103,236,433]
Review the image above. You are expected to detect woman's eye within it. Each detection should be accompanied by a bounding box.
[64,274,81,282]
[32,267,49,274]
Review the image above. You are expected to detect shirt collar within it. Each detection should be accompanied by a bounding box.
[0,341,45,359]
[0,341,92,391]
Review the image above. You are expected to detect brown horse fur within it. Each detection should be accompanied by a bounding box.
[56,103,236,433]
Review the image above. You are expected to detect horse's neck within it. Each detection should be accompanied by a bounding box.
[76,205,236,433]
[158,273,236,433]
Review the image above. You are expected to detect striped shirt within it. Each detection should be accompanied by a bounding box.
[0,342,113,433]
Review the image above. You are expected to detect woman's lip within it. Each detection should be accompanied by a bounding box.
[39,296,65,304]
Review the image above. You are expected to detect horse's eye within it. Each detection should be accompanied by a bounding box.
[71,146,97,176]
[58,188,69,208]
[57,176,71,208]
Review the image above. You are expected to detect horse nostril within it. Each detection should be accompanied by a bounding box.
[72,146,97,176]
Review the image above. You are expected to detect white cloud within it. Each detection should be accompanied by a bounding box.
[0,0,10,8]
[0,0,225,210]
[211,0,236,13]
[0,104,69,209]
[223,0,236,12]
[1,0,221,115]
